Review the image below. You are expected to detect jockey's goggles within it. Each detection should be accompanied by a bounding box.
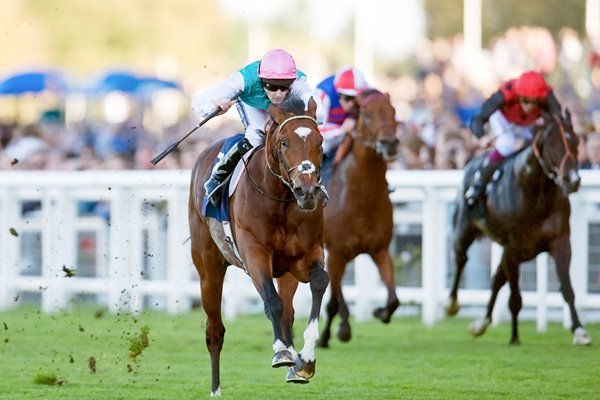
[261,81,291,93]
[338,94,355,102]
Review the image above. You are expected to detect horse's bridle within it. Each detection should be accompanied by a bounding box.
[243,115,324,203]
[531,114,577,186]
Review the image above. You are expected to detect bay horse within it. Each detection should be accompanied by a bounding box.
[188,95,329,396]
[446,109,592,346]
[318,89,400,348]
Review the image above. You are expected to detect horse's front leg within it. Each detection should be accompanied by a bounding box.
[550,238,592,345]
[275,274,299,363]
[318,252,347,348]
[447,219,479,316]
[287,262,329,383]
[250,268,297,368]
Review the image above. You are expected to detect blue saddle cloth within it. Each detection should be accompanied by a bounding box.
[320,150,336,187]
[201,133,245,222]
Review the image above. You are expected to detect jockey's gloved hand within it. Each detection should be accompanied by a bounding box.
[470,119,485,138]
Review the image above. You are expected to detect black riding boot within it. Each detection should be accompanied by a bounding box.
[205,138,253,207]
[464,158,500,206]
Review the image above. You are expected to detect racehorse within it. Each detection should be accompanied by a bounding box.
[318,89,400,347]
[188,95,329,396]
[446,109,592,346]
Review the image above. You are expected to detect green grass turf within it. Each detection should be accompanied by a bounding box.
[0,304,598,399]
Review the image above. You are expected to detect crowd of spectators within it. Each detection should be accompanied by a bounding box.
[1,26,600,172]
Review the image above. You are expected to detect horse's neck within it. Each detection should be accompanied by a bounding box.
[249,146,289,197]
[514,147,554,194]
[340,142,388,191]
[350,141,387,173]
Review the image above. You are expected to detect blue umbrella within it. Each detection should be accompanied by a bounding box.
[93,70,181,95]
[94,70,142,94]
[0,70,66,95]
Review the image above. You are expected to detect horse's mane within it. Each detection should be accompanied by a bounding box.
[361,88,381,98]
[278,91,306,115]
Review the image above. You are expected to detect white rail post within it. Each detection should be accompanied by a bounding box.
[41,188,75,313]
[0,190,19,310]
[536,252,549,332]
[128,190,145,314]
[167,187,193,313]
[107,187,133,314]
[568,194,589,329]
[354,254,380,322]
[422,186,446,326]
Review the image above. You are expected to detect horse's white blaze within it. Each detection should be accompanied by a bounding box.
[299,318,319,361]
[273,339,298,358]
[295,126,312,139]
[299,160,316,174]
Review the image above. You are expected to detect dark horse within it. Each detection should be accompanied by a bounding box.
[318,89,400,348]
[446,109,592,346]
[188,95,329,396]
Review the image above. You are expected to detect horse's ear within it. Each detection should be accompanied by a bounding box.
[564,107,571,123]
[306,97,317,118]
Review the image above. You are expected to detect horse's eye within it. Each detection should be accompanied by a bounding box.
[280,140,288,148]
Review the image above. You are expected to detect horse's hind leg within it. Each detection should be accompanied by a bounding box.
[446,219,479,316]
[287,262,329,383]
[469,255,508,339]
[550,238,592,345]
[191,237,226,397]
[370,249,400,323]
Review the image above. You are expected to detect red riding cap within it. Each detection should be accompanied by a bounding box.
[514,71,550,99]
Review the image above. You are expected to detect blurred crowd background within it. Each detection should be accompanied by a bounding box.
[1,0,600,171]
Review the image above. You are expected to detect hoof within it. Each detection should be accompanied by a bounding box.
[469,317,490,337]
[272,350,296,368]
[373,307,391,323]
[316,338,329,348]
[286,357,315,383]
[445,299,460,316]
[373,299,400,324]
[573,327,592,346]
[509,338,521,346]
[336,323,351,342]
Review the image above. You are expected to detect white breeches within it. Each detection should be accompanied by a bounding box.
[488,110,534,157]
[237,102,269,147]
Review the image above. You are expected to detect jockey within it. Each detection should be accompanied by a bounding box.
[316,66,369,163]
[464,70,563,206]
[192,49,325,207]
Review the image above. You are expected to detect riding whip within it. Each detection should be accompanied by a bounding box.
[235,97,250,130]
[151,91,242,165]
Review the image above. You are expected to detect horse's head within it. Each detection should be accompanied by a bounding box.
[266,95,326,210]
[355,89,399,161]
[532,109,580,195]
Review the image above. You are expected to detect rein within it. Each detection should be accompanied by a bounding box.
[243,114,319,203]
[531,114,577,185]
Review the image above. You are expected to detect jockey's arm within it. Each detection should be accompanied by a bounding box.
[470,91,504,138]
[292,77,326,124]
[191,72,244,118]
